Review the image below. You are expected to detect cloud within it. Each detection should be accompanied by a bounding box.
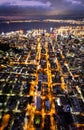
[66,0,82,5]
[0,0,84,9]
[0,0,84,16]
[0,0,51,7]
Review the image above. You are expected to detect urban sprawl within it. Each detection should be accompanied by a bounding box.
[0,26,84,130]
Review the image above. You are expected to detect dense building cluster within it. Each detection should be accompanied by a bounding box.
[0,27,84,130]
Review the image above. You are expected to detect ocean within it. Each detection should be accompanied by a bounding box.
[0,21,82,33]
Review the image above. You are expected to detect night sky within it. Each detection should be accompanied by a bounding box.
[0,0,84,19]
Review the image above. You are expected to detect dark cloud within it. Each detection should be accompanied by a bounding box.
[0,0,84,17]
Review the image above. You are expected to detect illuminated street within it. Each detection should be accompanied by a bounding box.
[0,27,84,130]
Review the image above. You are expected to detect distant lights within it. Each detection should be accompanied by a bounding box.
[1,32,5,35]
